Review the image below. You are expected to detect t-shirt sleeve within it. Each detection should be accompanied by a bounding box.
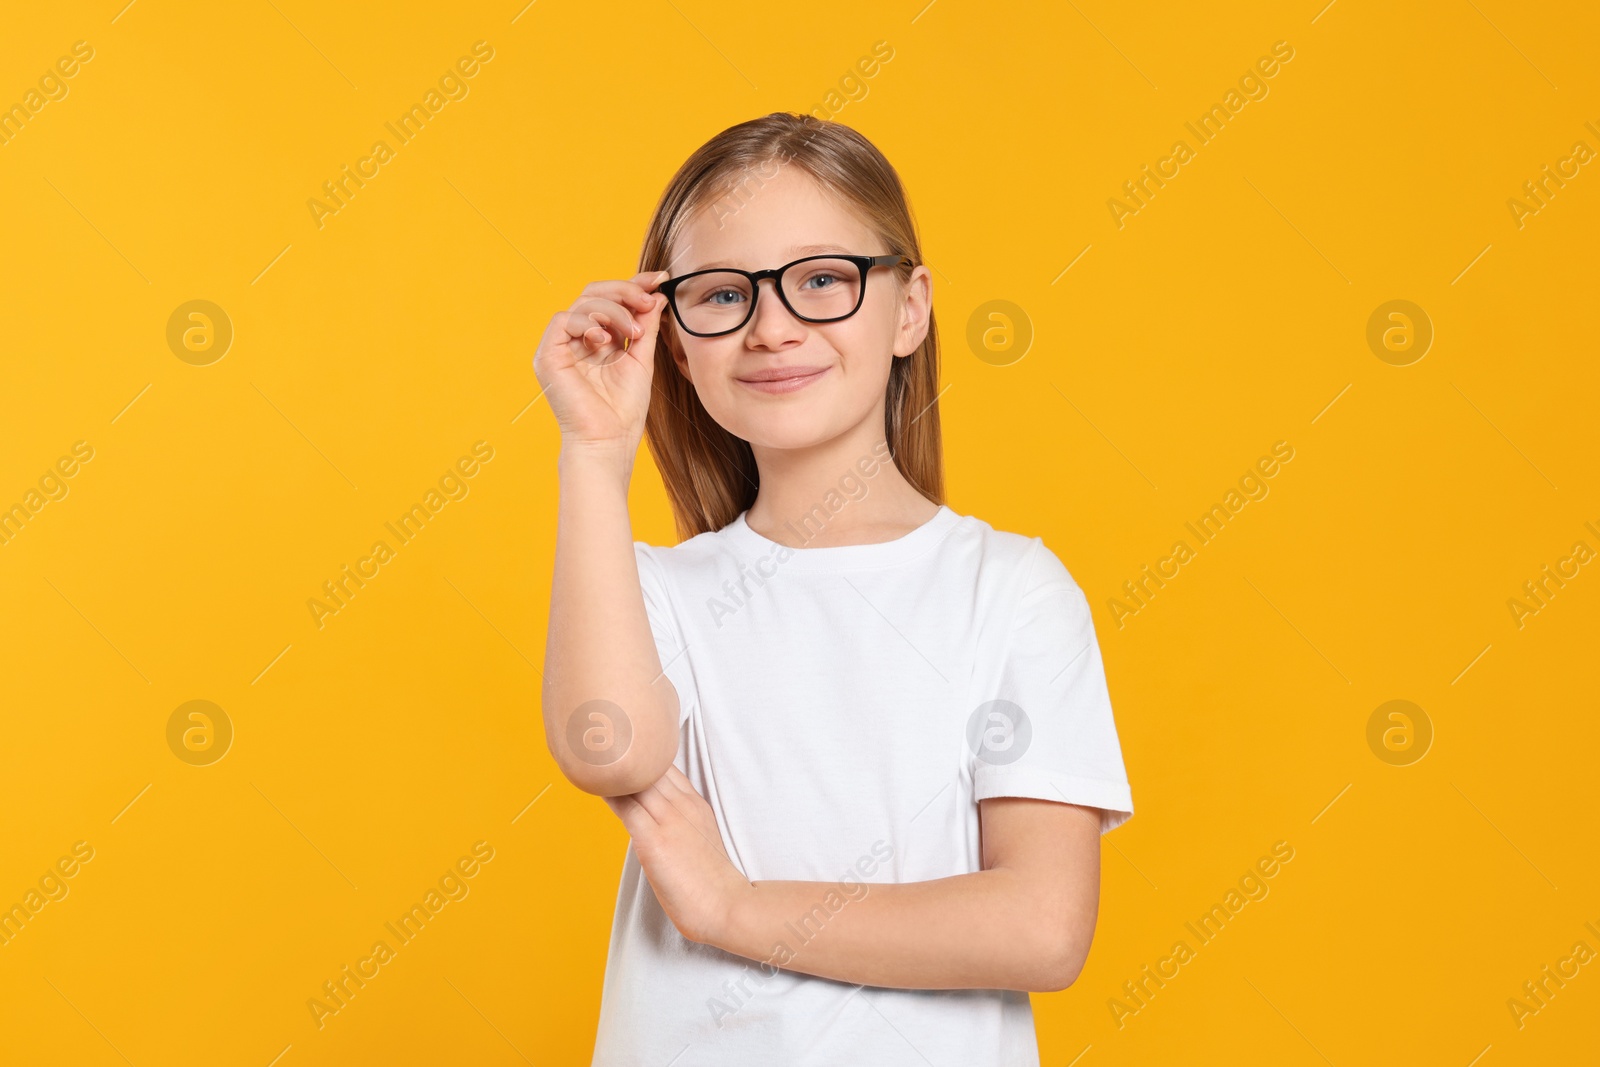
[634,542,696,728]
[970,538,1134,833]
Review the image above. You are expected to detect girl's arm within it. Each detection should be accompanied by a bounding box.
[719,797,1101,992]
[542,444,680,796]
[536,272,681,797]
[610,768,1103,992]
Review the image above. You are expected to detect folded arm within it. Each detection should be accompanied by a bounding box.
[606,768,1104,994]
[715,796,1102,992]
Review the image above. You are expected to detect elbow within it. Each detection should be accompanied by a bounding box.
[1031,919,1095,993]
[545,696,679,797]
[564,755,675,797]
[1033,946,1086,993]
[1034,956,1083,994]
[553,737,677,797]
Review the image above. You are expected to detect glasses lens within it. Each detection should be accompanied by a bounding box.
[673,271,754,335]
[671,258,866,335]
[781,258,862,322]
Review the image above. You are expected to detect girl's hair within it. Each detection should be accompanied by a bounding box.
[636,112,944,541]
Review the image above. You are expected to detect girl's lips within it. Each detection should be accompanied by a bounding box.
[736,366,830,394]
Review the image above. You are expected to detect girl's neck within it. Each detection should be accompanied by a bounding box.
[743,440,940,550]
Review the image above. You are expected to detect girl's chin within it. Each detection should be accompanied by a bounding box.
[734,422,864,453]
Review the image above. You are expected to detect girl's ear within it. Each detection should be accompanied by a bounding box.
[648,257,693,381]
[894,265,934,357]
[665,327,694,383]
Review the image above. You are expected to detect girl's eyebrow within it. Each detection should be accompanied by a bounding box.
[684,243,853,273]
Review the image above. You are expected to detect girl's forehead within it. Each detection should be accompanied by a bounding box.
[701,165,865,226]
[672,172,878,269]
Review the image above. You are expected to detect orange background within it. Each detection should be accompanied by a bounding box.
[2,1,1597,1063]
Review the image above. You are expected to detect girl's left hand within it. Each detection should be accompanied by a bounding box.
[603,763,749,946]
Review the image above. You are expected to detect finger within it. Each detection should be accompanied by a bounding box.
[630,781,673,822]
[566,297,641,343]
[629,270,673,302]
[603,793,647,834]
[627,291,668,361]
[571,330,616,361]
[586,307,641,344]
[549,310,611,353]
[580,273,671,314]
[538,309,589,356]
[652,768,719,834]
[634,778,710,842]
[659,764,694,797]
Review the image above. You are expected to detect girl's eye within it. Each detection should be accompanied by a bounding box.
[798,271,841,290]
[704,287,747,306]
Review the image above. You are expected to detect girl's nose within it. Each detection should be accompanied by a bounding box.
[744,278,807,349]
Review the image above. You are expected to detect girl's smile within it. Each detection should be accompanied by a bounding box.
[735,363,832,394]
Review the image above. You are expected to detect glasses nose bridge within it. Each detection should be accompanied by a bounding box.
[744,265,797,326]
[747,265,785,290]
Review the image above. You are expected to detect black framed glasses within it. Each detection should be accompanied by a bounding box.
[658,253,913,338]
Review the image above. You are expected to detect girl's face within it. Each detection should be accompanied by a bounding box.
[666,165,931,452]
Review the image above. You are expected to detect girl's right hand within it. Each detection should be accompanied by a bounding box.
[533,270,672,454]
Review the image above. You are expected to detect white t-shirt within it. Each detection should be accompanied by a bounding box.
[591,503,1134,1066]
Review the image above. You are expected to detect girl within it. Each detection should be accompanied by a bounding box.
[535,112,1134,1066]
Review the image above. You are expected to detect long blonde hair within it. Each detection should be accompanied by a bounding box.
[637,112,944,541]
